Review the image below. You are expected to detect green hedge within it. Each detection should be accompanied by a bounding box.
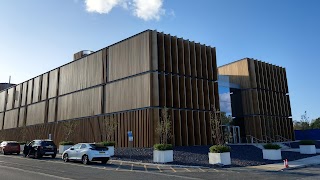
[209,145,231,153]
[263,143,281,150]
[154,144,173,151]
[299,140,315,145]
[59,141,75,145]
[99,141,116,146]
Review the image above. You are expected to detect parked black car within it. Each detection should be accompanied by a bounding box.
[23,140,57,158]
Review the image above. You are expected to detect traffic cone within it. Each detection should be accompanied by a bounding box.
[283,159,289,168]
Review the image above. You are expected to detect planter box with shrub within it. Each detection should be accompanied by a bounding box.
[262,144,282,160]
[299,140,316,154]
[18,142,26,152]
[100,141,115,156]
[59,141,75,154]
[153,144,173,163]
[208,145,231,165]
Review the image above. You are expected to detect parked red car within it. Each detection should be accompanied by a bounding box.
[0,141,20,155]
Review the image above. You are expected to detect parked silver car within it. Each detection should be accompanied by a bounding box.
[62,143,110,165]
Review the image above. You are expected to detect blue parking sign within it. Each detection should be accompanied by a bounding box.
[127,131,133,141]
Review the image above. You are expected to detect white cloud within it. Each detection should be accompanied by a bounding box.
[85,0,123,14]
[132,0,165,21]
[84,0,167,21]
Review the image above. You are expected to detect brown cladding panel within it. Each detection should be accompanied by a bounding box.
[165,75,173,108]
[206,46,214,80]
[26,101,46,126]
[171,36,179,74]
[187,111,195,146]
[41,73,48,100]
[179,77,186,108]
[180,110,188,146]
[14,85,22,108]
[3,109,19,129]
[157,33,165,72]
[0,91,6,112]
[108,31,150,81]
[18,107,26,127]
[201,45,208,79]
[164,34,172,73]
[32,76,41,103]
[178,38,185,75]
[172,76,180,108]
[195,43,202,78]
[27,79,33,105]
[184,40,191,76]
[6,87,15,110]
[0,113,3,130]
[159,74,166,107]
[48,69,58,98]
[48,98,56,123]
[105,74,150,113]
[190,42,197,77]
[193,111,201,145]
[58,86,102,120]
[173,110,182,146]
[21,82,28,106]
[185,78,193,109]
[59,51,103,95]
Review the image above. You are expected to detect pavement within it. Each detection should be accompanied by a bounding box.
[236,155,320,171]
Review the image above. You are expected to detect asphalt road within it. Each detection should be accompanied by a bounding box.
[0,154,320,180]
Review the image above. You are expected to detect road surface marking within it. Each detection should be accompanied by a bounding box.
[131,164,134,171]
[157,166,163,172]
[116,162,123,171]
[185,168,191,172]
[144,165,148,171]
[0,164,74,180]
[170,167,177,172]
[198,168,205,172]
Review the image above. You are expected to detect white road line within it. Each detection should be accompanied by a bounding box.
[131,164,134,171]
[0,164,74,180]
[116,162,123,171]
[198,168,206,172]
[144,165,148,171]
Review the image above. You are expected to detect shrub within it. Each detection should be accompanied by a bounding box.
[59,141,75,146]
[99,141,116,146]
[263,143,281,150]
[154,144,173,151]
[299,140,315,145]
[209,145,231,153]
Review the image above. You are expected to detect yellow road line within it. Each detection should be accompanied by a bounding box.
[198,168,205,172]
[131,164,134,171]
[184,168,191,172]
[170,167,177,172]
[157,166,162,172]
[144,165,148,171]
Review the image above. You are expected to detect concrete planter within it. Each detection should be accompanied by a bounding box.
[208,152,231,165]
[153,150,173,163]
[299,145,316,154]
[107,146,114,156]
[262,149,282,160]
[20,144,25,152]
[59,145,73,154]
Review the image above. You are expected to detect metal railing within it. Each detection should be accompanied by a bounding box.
[275,135,292,148]
[246,135,266,144]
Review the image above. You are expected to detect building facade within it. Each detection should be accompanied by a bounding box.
[0,30,293,147]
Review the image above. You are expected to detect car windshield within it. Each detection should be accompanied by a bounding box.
[89,144,107,151]
[7,143,19,146]
[41,141,55,146]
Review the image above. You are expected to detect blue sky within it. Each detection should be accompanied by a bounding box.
[0,0,319,121]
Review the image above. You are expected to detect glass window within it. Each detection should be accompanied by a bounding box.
[72,144,81,149]
[80,144,87,149]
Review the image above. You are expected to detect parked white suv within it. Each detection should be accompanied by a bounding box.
[62,143,110,165]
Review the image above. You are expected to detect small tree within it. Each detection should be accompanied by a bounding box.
[310,118,320,129]
[62,120,79,142]
[293,111,311,130]
[209,105,224,145]
[103,116,118,143]
[155,107,172,145]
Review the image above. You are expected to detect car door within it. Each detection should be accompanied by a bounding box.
[78,144,88,159]
[68,144,81,160]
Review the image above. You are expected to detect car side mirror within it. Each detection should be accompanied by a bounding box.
[70,148,74,150]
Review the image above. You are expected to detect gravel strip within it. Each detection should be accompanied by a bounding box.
[113,145,320,167]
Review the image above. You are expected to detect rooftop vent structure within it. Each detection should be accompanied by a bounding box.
[73,50,94,61]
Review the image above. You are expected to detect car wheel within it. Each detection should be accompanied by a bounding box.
[52,154,56,158]
[63,154,69,162]
[82,155,90,165]
[34,152,42,159]
[3,151,7,155]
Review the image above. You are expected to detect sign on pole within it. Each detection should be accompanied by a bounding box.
[127,131,133,142]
